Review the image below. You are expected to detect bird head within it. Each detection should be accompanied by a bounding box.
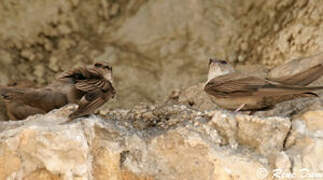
[207,58,234,81]
[94,62,114,84]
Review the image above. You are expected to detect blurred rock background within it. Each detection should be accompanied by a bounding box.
[1,0,322,110]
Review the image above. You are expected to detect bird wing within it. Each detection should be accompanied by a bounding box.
[75,79,110,92]
[205,75,268,97]
[69,88,114,119]
[57,66,102,82]
[268,64,323,86]
[204,74,316,98]
[57,67,85,81]
[57,65,116,120]
[59,66,111,92]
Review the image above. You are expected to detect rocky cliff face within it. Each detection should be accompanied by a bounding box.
[1,0,323,179]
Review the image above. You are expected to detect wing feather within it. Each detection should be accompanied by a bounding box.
[204,74,317,98]
[69,91,110,119]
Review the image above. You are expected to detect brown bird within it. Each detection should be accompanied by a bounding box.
[204,58,323,111]
[0,80,68,120]
[0,62,116,121]
[57,62,116,121]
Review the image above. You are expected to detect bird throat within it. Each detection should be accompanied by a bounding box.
[207,65,234,82]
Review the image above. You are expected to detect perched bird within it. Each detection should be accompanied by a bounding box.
[204,58,323,111]
[57,62,116,121]
[0,62,116,121]
[0,80,68,120]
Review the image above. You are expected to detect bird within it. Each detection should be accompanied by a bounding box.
[0,80,68,120]
[56,62,116,121]
[0,62,116,121]
[204,58,323,111]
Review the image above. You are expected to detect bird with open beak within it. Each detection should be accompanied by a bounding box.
[204,58,323,111]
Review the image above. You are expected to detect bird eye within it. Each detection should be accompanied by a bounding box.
[209,58,227,65]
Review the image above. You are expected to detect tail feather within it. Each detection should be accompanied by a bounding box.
[290,85,323,91]
[271,84,323,91]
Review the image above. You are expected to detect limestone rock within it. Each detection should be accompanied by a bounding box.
[0,105,276,180]
[0,104,323,179]
[281,113,323,179]
[300,110,323,132]
[177,83,215,111]
[209,111,291,155]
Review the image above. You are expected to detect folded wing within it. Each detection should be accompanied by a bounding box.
[204,74,319,98]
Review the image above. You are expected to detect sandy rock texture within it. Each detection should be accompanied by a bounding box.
[1,0,323,109]
[0,104,323,179]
